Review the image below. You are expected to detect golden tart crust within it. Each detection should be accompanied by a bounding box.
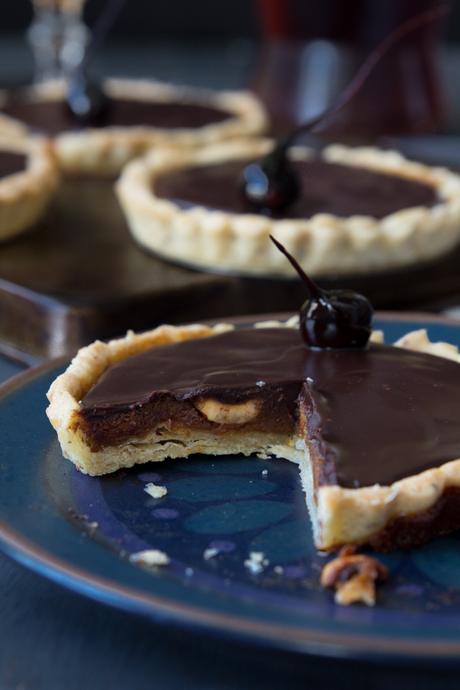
[0,79,267,175]
[0,137,58,241]
[46,319,460,552]
[116,138,460,276]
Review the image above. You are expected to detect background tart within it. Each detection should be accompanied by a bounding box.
[116,138,460,276]
[0,79,267,175]
[46,319,460,553]
[0,136,58,241]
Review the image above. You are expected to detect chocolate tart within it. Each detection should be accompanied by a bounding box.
[0,137,58,241]
[0,79,267,175]
[116,138,460,276]
[46,318,460,552]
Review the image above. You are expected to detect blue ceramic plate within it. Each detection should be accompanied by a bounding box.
[1,313,460,661]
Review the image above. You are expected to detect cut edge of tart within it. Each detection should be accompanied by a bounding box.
[0,79,268,175]
[46,318,460,553]
[116,138,460,276]
[0,136,59,241]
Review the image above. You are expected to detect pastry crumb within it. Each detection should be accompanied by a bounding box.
[244,551,269,574]
[129,549,170,567]
[320,546,388,606]
[203,547,219,560]
[261,469,268,476]
[144,482,168,499]
[185,567,194,577]
[273,565,284,575]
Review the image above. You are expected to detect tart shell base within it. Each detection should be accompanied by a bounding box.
[0,80,268,175]
[0,138,58,241]
[116,140,460,277]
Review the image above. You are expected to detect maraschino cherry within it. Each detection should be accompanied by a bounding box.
[243,4,448,215]
[66,0,125,124]
[241,148,299,214]
[66,72,110,124]
[270,236,373,350]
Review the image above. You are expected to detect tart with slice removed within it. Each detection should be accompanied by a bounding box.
[46,316,460,552]
[0,79,267,175]
[116,138,460,276]
[0,136,58,241]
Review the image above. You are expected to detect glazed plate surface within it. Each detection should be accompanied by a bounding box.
[1,314,460,661]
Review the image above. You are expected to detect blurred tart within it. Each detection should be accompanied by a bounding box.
[0,137,58,241]
[116,138,460,276]
[46,318,460,552]
[0,79,267,175]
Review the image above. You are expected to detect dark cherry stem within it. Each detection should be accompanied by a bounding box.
[270,235,322,299]
[243,3,449,214]
[269,236,373,350]
[66,0,126,124]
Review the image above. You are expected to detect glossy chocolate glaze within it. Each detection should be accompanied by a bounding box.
[155,158,438,219]
[81,328,460,489]
[2,97,232,136]
[0,151,26,178]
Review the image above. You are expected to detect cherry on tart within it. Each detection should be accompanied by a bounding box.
[65,0,123,125]
[66,74,112,127]
[47,240,460,553]
[269,235,372,349]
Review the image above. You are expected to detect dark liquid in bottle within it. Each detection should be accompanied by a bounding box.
[254,0,446,139]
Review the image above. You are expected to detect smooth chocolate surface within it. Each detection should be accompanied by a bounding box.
[0,151,26,179]
[81,328,460,489]
[155,158,439,219]
[2,97,232,136]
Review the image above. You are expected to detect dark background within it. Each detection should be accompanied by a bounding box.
[2,0,460,41]
[3,1,259,40]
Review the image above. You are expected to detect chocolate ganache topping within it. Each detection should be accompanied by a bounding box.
[0,151,26,179]
[2,97,232,136]
[81,327,460,489]
[155,157,438,220]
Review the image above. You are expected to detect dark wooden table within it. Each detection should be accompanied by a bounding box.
[3,40,460,362]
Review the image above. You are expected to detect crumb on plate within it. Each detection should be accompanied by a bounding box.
[144,482,168,499]
[129,549,170,567]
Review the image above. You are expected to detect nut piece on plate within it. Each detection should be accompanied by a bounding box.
[320,546,388,606]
